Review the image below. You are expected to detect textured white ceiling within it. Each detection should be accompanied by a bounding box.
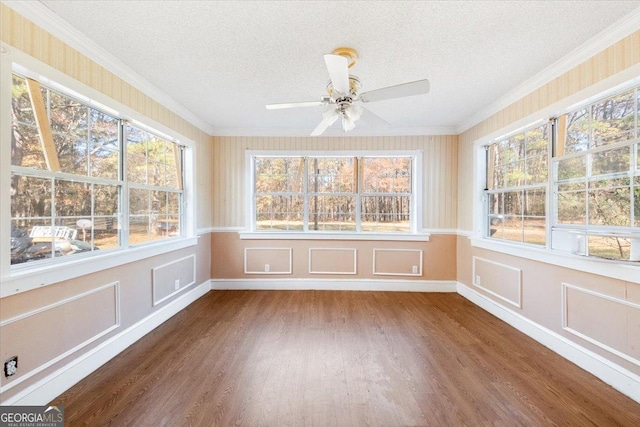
[37,0,640,135]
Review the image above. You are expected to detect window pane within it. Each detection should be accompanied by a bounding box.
[309,195,356,231]
[588,187,631,226]
[505,161,525,187]
[149,161,165,187]
[12,75,36,125]
[525,125,548,157]
[309,157,354,193]
[504,191,522,216]
[11,175,52,218]
[89,110,120,180]
[129,216,150,244]
[255,157,303,193]
[564,109,590,153]
[54,135,88,176]
[592,90,635,146]
[168,192,181,215]
[127,154,147,184]
[525,155,547,185]
[165,144,181,189]
[488,164,505,190]
[55,180,91,217]
[11,219,54,264]
[588,236,631,260]
[488,215,503,239]
[362,157,411,194]
[94,217,119,250]
[94,184,119,216]
[557,156,586,181]
[523,189,545,216]
[11,123,46,169]
[523,217,546,245]
[256,195,304,230]
[146,136,166,165]
[129,188,149,215]
[488,193,503,215]
[591,147,630,176]
[557,191,586,224]
[49,90,88,141]
[502,216,523,242]
[360,196,410,232]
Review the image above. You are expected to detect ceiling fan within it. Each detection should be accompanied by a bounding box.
[266,47,430,136]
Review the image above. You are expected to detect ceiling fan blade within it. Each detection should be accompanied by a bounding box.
[359,79,430,103]
[311,108,340,136]
[359,106,390,128]
[266,100,327,110]
[324,54,350,95]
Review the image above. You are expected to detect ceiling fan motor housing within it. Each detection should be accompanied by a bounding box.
[326,75,362,100]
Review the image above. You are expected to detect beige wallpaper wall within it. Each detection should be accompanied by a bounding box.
[457,30,640,231]
[211,135,458,229]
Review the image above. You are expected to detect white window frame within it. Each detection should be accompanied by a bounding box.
[241,150,428,241]
[470,62,640,284]
[0,46,197,298]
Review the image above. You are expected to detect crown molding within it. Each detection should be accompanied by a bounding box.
[210,125,457,137]
[3,1,216,135]
[455,5,640,135]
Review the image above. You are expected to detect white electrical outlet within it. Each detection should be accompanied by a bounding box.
[264,264,270,272]
[475,275,481,285]
[174,279,180,290]
[412,265,418,274]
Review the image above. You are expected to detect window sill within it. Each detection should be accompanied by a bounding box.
[469,236,640,284]
[1,236,199,298]
[238,231,430,242]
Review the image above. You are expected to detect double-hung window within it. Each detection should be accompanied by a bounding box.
[9,72,185,268]
[251,153,418,234]
[482,82,640,263]
[485,123,549,245]
[552,87,639,260]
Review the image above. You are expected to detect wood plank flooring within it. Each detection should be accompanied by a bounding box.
[53,291,640,426]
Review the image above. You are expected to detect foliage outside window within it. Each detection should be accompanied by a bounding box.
[10,73,184,267]
[552,87,640,261]
[485,123,549,245]
[253,155,415,233]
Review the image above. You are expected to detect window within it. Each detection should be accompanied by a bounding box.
[482,82,640,263]
[251,153,417,233]
[552,87,639,261]
[10,73,185,267]
[485,123,549,246]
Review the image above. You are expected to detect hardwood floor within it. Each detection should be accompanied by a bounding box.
[54,291,640,426]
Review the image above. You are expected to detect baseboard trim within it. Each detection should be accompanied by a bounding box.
[456,282,640,404]
[1,280,212,406]
[211,278,457,292]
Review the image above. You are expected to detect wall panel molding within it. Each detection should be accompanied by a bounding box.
[472,256,522,308]
[152,254,196,306]
[373,249,423,276]
[308,248,357,275]
[562,282,640,367]
[0,282,120,394]
[243,247,292,274]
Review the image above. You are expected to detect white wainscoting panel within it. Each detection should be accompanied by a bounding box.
[309,248,357,275]
[244,248,292,274]
[152,254,196,306]
[472,256,522,308]
[373,249,423,276]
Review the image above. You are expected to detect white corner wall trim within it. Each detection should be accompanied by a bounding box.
[1,280,211,406]
[211,278,456,292]
[456,6,640,134]
[457,282,640,404]
[3,1,215,135]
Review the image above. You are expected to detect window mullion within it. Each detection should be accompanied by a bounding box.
[303,157,309,232]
